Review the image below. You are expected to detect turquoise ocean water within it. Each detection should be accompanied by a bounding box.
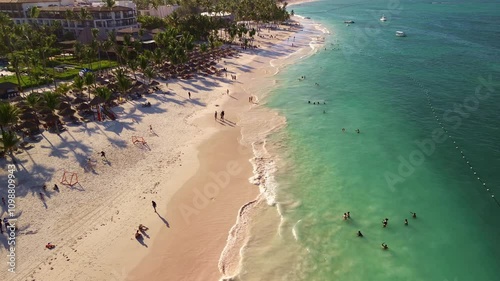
[241,0,500,280]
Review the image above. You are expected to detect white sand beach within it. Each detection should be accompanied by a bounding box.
[0,14,326,281]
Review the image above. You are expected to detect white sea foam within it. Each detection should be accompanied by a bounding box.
[219,15,331,281]
[292,219,302,241]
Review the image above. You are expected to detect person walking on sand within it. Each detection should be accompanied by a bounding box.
[226,89,229,95]
[221,111,225,121]
[188,92,191,99]
[0,218,3,234]
[100,151,106,159]
[152,201,157,212]
[215,111,218,120]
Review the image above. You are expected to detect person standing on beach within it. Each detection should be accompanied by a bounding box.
[0,218,3,234]
[226,89,229,95]
[188,92,191,99]
[215,111,218,120]
[221,111,225,120]
[101,151,106,159]
[152,201,157,212]
[2,197,6,206]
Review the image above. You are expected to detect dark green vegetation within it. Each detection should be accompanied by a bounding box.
[0,0,290,155]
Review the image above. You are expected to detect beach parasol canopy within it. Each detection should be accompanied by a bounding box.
[73,96,87,104]
[41,114,60,123]
[89,96,104,106]
[60,95,73,103]
[20,111,37,120]
[77,103,91,111]
[58,102,72,110]
[38,108,53,115]
[59,107,76,116]
[19,120,39,129]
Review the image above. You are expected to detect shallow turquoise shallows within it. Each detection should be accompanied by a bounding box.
[260,0,500,280]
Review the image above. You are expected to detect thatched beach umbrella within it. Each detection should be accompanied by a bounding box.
[41,114,60,123]
[77,103,91,111]
[59,107,76,116]
[89,96,104,106]
[60,95,73,103]
[58,102,72,110]
[38,108,53,115]
[19,120,39,130]
[73,96,87,104]
[20,111,37,120]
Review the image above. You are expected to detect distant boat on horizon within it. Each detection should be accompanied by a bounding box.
[380,15,387,21]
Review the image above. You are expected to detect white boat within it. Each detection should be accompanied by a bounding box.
[396,31,406,37]
[380,15,387,21]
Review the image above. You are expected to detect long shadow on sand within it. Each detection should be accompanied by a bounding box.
[156,212,170,228]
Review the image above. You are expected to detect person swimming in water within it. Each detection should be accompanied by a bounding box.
[381,243,388,250]
[356,129,360,134]
[357,230,363,237]
[404,219,408,226]
[411,212,417,218]
[342,128,345,132]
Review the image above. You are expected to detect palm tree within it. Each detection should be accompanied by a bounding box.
[143,67,156,85]
[0,131,20,159]
[25,93,41,111]
[90,28,101,68]
[42,91,61,113]
[83,72,96,99]
[77,8,93,28]
[26,6,40,24]
[0,102,20,133]
[102,0,116,8]
[24,93,41,124]
[94,86,112,104]
[41,91,61,132]
[73,75,85,96]
[55,82,72,96]
[114,68,132,99]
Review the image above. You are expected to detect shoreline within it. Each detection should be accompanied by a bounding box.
[0,10,328,281]
[129,15,328,280]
